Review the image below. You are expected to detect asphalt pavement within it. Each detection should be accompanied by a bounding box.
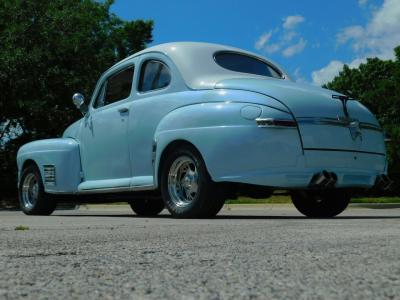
[0,204,399,300]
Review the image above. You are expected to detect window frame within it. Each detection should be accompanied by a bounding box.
[213,51,284,79]
[137,59,172,94]
[92,64,135,110]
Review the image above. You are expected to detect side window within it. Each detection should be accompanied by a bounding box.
[94,83,106,108]
[94,66,134,108]
[138,60,171,92]
[105,67,134,105]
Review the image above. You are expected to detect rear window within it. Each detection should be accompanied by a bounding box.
[214,52,282,79]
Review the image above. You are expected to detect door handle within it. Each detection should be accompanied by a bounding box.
[118,107,129,113]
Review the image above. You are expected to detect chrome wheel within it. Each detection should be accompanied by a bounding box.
[21,173,39,210]
[167,156,199,208]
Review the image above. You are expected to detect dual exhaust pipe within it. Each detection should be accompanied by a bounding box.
[374,174,393,192]
[309,170,338,188]
[309,171,393,191]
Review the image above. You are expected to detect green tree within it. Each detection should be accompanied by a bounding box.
[325,47,400,192]
[0,0,153,204]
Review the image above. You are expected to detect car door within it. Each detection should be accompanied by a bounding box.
[128,58,174,186]
[78,65,135,190]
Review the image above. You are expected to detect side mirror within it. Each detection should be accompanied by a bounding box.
[72,93,88,115]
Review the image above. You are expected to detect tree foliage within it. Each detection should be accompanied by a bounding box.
[325,47,400,191]
[0,0,153,200]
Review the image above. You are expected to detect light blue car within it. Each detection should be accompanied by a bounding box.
[16,42,390,218]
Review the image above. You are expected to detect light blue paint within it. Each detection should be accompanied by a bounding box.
[16,43,387,195]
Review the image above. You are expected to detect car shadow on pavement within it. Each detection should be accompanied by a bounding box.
[52,214,400,219]
[215,215,400,219]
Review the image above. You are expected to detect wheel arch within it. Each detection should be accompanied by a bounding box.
[22,159,39,171]
[156,139,207,188]
[19,159,41,187]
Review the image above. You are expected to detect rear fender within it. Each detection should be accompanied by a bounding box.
[153,102,302,187]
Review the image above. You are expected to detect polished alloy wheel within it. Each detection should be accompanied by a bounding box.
[21,173,39,210]
[167,156,199,207]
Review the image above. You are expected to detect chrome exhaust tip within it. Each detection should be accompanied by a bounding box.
[309,171,337,188]
[327,172,338,188]
[374,174,393,191]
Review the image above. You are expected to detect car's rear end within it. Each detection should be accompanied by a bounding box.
[156,42,390,217]
[215,78,388,191]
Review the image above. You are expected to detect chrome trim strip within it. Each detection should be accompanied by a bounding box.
[297,117,382,132]
[46,190,76,194]
[255,118,297,128]
[77,185,156,194]
[304,148,385,156]
[359,122,383,132]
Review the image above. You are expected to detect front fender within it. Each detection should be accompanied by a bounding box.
[17,138,81,193]
[153,102,302,187]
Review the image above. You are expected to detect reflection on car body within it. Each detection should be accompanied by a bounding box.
[17,42,388,218]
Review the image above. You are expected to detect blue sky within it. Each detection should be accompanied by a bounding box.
[111,0,400,85]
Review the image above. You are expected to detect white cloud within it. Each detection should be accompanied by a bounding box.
[311,61,345,86]
[312,0,400,85]
[358,0,368,7]
[282,38,307,57]
[283,15,305,30]
[283,31,297,42]
[255,31,272,50]
[293,67,306,83]
[254,14,306,57]
[337,0,400,59]
[265,43,281,54]
[312,58,366,86]
[337,25,364,45]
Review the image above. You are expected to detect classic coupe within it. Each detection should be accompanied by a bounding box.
[17,42,390,218]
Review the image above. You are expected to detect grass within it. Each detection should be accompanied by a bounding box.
[350,197,400,203]
[225,195,400,204]
[14,225,29,231]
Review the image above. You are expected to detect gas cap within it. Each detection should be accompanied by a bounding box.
[240,105,262,120]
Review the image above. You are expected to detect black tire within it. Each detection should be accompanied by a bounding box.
[160,145,225,218]
[129,198,164,216]
[291,190,350,218]
[18,164,57,215]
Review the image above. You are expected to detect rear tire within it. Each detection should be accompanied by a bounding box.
[19,164,57,215]
[291,190,350,217]
[160,145,225,218]
[129,198,164,216]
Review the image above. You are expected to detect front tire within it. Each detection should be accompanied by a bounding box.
[291,190,350,218]
[129,198,164,216]
[160,145,225,218]
[19,164,57,215]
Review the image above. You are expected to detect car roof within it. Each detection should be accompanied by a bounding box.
[115,42,291,89]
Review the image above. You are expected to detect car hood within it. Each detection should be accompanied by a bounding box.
[215,78,378,125]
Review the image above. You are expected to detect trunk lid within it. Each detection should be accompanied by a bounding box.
[215,78,385,154]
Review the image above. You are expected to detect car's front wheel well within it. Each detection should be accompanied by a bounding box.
[22,159,38,171]
[158,140,205,186]
[19,159,43,189]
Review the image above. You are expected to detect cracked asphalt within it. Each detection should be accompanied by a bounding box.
[0,204,399,300]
